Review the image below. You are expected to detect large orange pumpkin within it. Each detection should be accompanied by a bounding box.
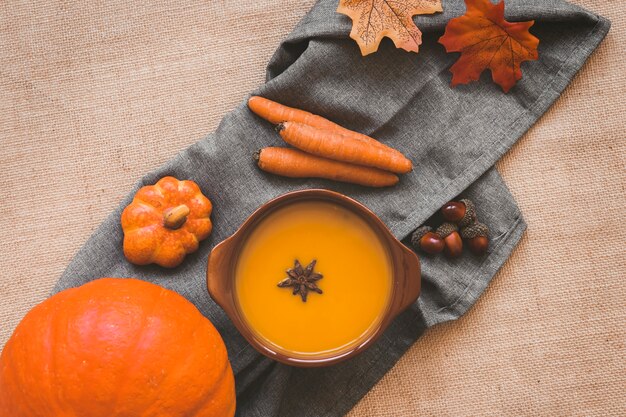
[0,278,236,417]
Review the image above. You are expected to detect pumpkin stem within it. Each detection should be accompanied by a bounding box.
[163,205,190,229]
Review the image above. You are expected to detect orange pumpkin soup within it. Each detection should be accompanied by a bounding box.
[235,200,392,358]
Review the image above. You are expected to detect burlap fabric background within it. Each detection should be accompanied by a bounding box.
[1,1,623,415]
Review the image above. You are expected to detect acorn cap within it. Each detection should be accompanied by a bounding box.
[458,198,477,228]
[411,226,433,248]
[436,222,458,238]
[460,222,489,239]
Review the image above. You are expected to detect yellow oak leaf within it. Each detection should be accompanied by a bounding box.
[337,0,443,56]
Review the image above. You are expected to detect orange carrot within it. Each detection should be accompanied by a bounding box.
[248,96,385,149]
[277,122,412,174]
[255,147,399,187]
[249,96,413,173]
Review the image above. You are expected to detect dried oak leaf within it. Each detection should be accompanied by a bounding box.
[438,0,539,92]
[337,0,443,56]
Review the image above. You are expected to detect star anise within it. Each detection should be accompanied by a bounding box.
[277,259,323,302]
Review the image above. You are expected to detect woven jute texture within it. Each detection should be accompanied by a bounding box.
[1,1,624,416]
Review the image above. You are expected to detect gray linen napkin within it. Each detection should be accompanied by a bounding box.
[54,1,609,416]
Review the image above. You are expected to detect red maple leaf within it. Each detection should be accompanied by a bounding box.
[438,0,539,92]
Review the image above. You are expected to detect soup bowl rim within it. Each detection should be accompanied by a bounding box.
[206,189,421,367]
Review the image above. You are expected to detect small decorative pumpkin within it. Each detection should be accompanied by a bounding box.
[122,176,213,268]
[0,278,236,417]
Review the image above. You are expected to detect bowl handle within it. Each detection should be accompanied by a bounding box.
[206,236,238,314]
[395,246,421,314]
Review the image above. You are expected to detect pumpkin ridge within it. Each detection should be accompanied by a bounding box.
[1,340,28,414]
[189,195,213,217]
[152,184,166,198]
[183,359,231,417]
[178,228,200,252]
[136,301,218,417]
[4,316,27,414]
[40,301,66,416]
[17,289,73,416]
[123,224,161,238]
[49,292,74,416]
[150,239,185,267]
[191,302,232,416]
[110,286,168,415]
[179,310,234,417]
[122,202,161,234]
[133,199,162,213]
[183,218,213,242]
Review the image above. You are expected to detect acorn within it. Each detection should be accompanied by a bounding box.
[436,222,463,258]
[411,226,445,255]
[441,198,476,228]
[460,222,490,256]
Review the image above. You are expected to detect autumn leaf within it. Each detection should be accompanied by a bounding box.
[438,0,539,92]
[337,0,443,56]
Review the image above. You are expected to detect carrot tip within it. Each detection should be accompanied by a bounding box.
[253,150,261,163]
[274,123,285,133]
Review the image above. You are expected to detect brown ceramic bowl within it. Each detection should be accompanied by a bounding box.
[206,189,420,367]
